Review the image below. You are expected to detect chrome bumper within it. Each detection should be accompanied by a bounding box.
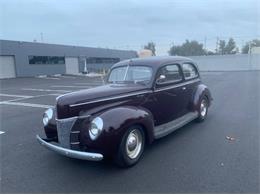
[36,135,103,161]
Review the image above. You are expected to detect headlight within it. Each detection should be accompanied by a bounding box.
[89,117,103,140]
[43,108,53,126]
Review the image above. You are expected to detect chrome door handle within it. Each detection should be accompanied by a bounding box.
[182,87,186,90]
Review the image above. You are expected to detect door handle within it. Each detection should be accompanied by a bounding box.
[182,87,186,90]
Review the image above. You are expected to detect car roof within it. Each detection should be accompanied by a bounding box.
[112,56,195,71]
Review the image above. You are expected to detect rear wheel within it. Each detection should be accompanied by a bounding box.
[115,125,145,168]
[196,97,208,122]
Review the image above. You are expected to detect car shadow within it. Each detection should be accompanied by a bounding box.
[46,115,213,174]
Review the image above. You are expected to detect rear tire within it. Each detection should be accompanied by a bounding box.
[115,125,145,168]
[196,96,208,122]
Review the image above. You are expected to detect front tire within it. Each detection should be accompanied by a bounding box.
[115,125,145,168]
[196,96,209,122]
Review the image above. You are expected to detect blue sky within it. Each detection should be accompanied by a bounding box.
[0,0,259,55]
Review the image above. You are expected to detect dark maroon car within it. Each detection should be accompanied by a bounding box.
[37,56,212,167]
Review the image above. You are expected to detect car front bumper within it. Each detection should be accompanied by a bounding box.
[36,135,103,161]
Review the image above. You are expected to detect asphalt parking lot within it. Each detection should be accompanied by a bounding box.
[0,71,259,193]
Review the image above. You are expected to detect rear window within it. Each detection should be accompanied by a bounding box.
[182,63,198,79]
[157,64,182,84]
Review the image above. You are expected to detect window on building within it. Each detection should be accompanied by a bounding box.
[28,56,65,64]
[87,57,120,64]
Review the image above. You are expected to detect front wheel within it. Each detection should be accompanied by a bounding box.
[115,125,145,168]
[196,97,209,122]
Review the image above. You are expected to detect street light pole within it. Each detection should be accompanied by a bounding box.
[248,41,252,70]
[84,58,88,74]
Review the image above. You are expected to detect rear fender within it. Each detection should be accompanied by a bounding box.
[192,84,212,110]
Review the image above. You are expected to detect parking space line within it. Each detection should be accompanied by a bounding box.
[0,101,53,108]
[51,85,89,88]
[56,75,77,79]
[4,94,63,103]
[47,93,65,96]
[37,77,60,80]
[0,131,5,135]
[0,93,34,98]
[74,83,103,85]
[22,88,72,93]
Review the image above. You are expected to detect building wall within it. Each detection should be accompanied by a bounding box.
[189,54,260,71]
[0,40,137,77]
[252,47,260,54]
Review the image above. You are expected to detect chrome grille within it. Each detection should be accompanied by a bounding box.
[56,117,77,149]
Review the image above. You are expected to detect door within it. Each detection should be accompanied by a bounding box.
[65,57,79,75]
[149,64,187,125]
[181,62,200,114]
[0,56,16,78]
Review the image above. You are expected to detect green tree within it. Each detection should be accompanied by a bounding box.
[242,39,260,54]
[218,40,226,55]
[206,51,216,55]
[144,42,156,56]
[168,40,205,56]
[225,38,236,54]
[218,38,237,54]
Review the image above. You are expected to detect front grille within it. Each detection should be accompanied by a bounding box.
[56,117,77,149]
[70,130,81,150]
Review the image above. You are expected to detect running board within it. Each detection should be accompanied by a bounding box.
[154,112,198,139]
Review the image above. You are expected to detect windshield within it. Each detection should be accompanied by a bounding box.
[108,65,153,84]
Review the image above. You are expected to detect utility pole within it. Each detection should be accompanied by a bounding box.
[204,36,207,55]
[84,58,88,74]
[215,37,219,54]
[248,41,252,70]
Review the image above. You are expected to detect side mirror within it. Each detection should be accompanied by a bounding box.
[156,74,166,84]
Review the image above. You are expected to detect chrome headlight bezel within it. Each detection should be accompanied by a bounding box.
[43,108,53,126]
[89,117,103,140]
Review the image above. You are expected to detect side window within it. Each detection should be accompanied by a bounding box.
[157,64,182,84]
[182,63,198,80]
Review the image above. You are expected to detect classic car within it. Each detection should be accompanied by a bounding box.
[36,56,212,167]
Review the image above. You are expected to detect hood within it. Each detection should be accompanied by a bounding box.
[57,83,148,108]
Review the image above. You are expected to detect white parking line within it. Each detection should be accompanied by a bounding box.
[74,83,103,85]
[56,75,77,79]
[0,101,53,108]
[5,94,63,103]
[0,93,63,104]
[0,93,33,98]
[0,131,5,135]
[37,77,60,80]
[48,93,65,96]
[22,88,72,93]
[51,85,89,88]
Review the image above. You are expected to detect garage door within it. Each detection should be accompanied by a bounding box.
[65,57,79,75]
[0,56,16,79]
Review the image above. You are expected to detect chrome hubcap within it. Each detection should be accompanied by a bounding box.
[126,129,142,159]
[200,99,207,117]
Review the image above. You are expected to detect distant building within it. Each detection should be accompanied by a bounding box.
[138,49,153,58]
[251,46,260,54]
[0,40,137,78]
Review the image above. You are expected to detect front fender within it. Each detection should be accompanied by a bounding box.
[192,84,213,110]
[79,106,154,157]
